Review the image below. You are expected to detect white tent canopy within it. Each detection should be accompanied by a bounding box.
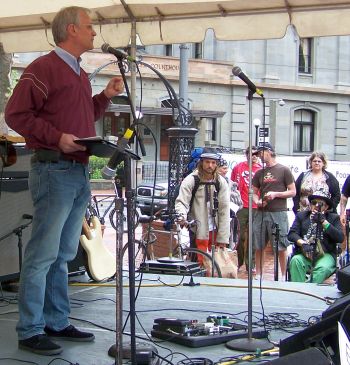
[1,0,350,53]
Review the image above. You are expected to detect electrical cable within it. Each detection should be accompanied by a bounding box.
[0,359,39,364]
[68,280,329,302]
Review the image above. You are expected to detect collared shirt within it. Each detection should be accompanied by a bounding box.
[54,46,81,75]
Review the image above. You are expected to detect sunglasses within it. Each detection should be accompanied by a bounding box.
[310,200,325,206]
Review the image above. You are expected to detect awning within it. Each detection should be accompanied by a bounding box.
[1,1,350,53]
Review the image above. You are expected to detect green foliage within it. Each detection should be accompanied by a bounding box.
[6,69,20,98]
[89,156,125,185]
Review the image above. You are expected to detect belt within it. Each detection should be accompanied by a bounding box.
[31,149,81,164]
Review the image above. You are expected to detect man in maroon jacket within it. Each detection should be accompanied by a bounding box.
[5,6,124,356]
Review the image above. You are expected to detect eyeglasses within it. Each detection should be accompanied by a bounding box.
[310,200,325,206]
[312,160,323,164]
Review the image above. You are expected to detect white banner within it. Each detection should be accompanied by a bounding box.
[221,153,350,212]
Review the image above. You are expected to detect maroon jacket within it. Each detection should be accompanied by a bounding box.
[5,51,109,163]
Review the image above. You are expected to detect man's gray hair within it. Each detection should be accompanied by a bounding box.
[52,6,90,45]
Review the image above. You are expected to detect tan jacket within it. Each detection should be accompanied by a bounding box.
[175,171,230,243]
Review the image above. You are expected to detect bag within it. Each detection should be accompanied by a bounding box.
[203,248,238,278]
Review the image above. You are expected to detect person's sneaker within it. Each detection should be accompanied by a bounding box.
[44,325,95,342]
[18,334,62,356]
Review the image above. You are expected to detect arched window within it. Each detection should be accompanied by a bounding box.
[293,109,315,153]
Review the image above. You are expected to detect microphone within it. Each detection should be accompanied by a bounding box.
[101,130,140,179]
[101,43,135,62]
[232,66,263,97]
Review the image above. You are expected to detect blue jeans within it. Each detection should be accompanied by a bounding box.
[16,160,90,340]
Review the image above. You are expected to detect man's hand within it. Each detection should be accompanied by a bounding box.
[104,76,124,98]
[264,191,278,201]
[302,243,313,260]
[175,214,187,228]
[311,211,325,224]
[256,199,267,208]
[58,133,86,153]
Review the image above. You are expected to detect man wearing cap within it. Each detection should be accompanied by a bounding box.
[231,146,262,271]
[288,190,344,283]
[175,153,230,265]
[252,143,296,280]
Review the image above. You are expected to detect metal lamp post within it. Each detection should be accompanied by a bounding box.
[253,118,261,146]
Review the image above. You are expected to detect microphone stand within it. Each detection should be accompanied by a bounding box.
[346,211,350,265]
[0,214,33,273]
[310,208,323,283]
[211,189,218,277]
[106,54,146,365]
[226,89,273,352]
[272,223,280,281]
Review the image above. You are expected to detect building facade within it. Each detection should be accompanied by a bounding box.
[11,26,350,162]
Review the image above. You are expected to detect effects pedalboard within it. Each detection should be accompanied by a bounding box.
[151,316,268,348]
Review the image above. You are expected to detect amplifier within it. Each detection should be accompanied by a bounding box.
[337,263,350,294]
[0,178,33,281]
[1,145,32,178]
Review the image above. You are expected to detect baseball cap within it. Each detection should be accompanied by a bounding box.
[257,142,275,153]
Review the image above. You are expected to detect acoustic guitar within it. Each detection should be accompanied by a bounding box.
[80,216,116,282]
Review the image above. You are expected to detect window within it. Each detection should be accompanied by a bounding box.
[293,109,315,152]
[193,42,203,59]
[165,44,172,56]
[206,118,217,141]
[298,38,312,74]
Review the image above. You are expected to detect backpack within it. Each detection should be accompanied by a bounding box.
[182,147,205,179]
[189,175,220,211]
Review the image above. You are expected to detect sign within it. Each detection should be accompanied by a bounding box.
[338,322,350,365]
[258,138,269,145]
[259,127,269,137]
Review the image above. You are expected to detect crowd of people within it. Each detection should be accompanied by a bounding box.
[175,142,348,285]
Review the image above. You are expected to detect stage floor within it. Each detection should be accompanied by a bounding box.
[0,273,343,365]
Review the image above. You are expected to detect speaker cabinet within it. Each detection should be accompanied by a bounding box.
[1,145,32,178]
[266,348,331,364]
[0,178,33,281]
[337,264,350,294]
[280,294,350,365]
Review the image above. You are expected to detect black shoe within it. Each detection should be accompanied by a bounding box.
[44,325,95,342]
[18,334,62,356]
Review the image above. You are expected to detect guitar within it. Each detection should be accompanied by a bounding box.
[80,216,116,281]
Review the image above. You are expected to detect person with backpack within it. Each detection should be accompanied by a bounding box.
[175,153,230,265]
